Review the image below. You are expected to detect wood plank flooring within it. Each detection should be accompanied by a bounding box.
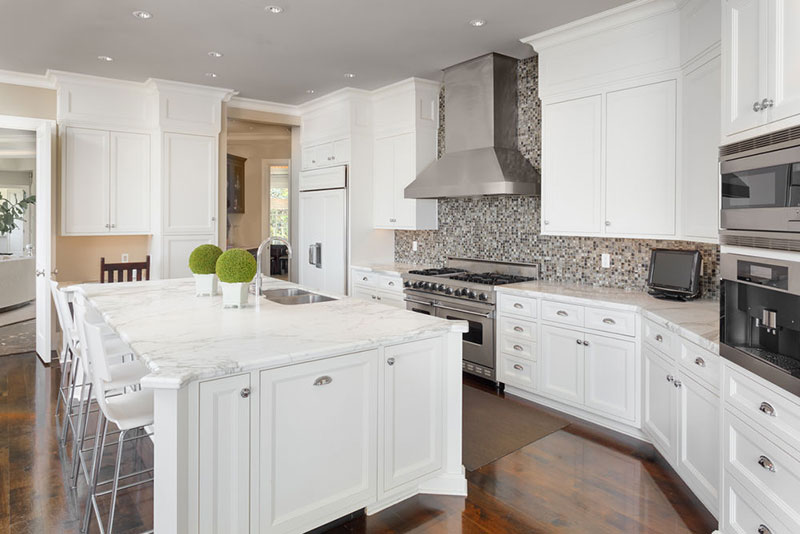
[0,353,718,534]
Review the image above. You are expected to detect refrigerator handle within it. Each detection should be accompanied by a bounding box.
[308,244,316,266]
[314,243,322,269]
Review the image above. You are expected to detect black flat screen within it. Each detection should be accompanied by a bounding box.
[648,250,701,294]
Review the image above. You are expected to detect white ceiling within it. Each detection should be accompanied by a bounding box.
[0,0,629,105]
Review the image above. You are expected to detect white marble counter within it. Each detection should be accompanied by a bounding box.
[497,281,719,352]
[75,277,467,389]
[351,262,423,276]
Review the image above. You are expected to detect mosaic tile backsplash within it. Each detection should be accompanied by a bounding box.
[396,57,721,299]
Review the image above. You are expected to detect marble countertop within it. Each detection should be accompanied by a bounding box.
[351,262,423,276]
[497,281,719,352]
[75,277,467,389]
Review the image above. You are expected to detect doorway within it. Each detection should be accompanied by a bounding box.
[262,160,291,280]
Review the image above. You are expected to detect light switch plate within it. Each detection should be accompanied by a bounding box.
[412,241,418,252]
[601,253,611,268]
[121,253,129,263]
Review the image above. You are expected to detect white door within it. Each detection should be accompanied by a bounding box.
[109,131,150,233]
[682,57,722,241]
[643,347,677,462]
[259,350,377,534]
[298,188,346,295]
[766,0,800,124]
[541,95,603,235]
[163,133,217,236]
[605,80,677,237]
[198,374,251,534]
[372,136,395,228]
[63,127,109,234]
[383,338,443,491]
[723,0,768,135]
[392,133,418,229]
[583,333,637,423]
[34,121,54,363]
[677,372,720,514]
[539,324,584,405]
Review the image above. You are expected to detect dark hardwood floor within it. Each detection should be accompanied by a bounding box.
[0,352,717,534]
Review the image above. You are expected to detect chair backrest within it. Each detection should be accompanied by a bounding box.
[50,281,74,359]
[73,295,113,384]
[82,320,116,419]
[100,255,151,283]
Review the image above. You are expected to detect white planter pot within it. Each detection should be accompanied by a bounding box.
[220,282,249,308]
[193,273,218,296]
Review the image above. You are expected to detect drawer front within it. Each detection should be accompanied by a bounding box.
[584,307,636,337]
[643,318,674,356]
[679,339,720,391]
[725,412,800,522]
[500,336,536,361]
[378,275,402,292]
[724,364,800,456]
[352,269,377,287]
[500,355,535,391]
[498,294,537,319]
[723,472,797,534]
[499,316,537,342]
[541,300,584,328]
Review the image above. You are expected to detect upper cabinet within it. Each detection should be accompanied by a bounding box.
[162,133,218,235]
[62,126,150,235]
[302,138,350,170]
[372,79,440,230]
[723,0,800,139]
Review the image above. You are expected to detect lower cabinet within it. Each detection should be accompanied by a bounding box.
[643,346,678,461]
[539,324,584,404]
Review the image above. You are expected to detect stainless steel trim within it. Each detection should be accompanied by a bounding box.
[404,297,433,306]
[721,252,800,296]
[720,144,800,173]
[313,376,332,386]
[433,302,492,318]
[720,343,800,397]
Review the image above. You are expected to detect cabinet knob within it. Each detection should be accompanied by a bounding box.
[211,216,216,222]
[105,223,110,229]
[666,374,674,383]
[759,401,776,417]
[544,220,550,226]
[513,364,524,371]
[605,221,611,226]
[655,334,663,342]
[576,339,582,345]
[35,269,46,277]
[312,160,316,164]
[673,380,682,389]
[758,524,772,534]
[331,156,335,160]
[761,98,774,109]
[694,357,706,367]
[758,455,776,473]
[389,218,396,223]
[313,375,333,386]
[583,340,589,346]
[110,223,116,228]
[753,100,763,112]
[240,387,250,398]
[387,357,395,366]
[362,276,368,281]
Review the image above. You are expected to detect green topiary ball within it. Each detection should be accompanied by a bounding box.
[216,248,257,283]
[188,244,223,275]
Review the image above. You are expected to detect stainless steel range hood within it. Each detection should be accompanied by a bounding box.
[405,53,540,199]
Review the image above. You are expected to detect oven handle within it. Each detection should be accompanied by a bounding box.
[433,302,492,318]
[404,297,434,306]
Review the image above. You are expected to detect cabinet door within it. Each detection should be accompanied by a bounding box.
[198,374,251,534]
[163,133,217,235]
[682,57,721,241]
[723,0,768,135]
[583,333,636,423]
[372,136,396,227]
[332,138,350,165]
[259,351,377,534]
[539,325,584,405]
[392,133,418,229]
[351,285,375,302]
[606,80,676,236]
[541,95,602,235]
[301,145,318,170]
[677,372,720,514]
[375,289,405,309]
[643,347,677,463]
[109,131,150,233]
[63,127,109,234]
[298,188,346,295]
[162,235,214,279]
[766,0,800,124]
[384,338,443,491]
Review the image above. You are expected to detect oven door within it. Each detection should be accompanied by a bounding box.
[404,290,435,315]
[433,296,495,372]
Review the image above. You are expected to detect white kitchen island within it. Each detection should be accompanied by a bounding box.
[76,277,468,534]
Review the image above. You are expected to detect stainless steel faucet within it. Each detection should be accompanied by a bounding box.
[255,236,293,306]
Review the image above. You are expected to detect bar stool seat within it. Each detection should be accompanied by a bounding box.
[103,390,154,431]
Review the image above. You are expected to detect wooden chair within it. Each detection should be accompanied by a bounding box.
[100,256,150,283]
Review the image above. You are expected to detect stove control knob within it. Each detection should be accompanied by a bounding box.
[467,290,477,299]
[454,288,463,297]
[436,283,445,291]
[403,280,411,288]
[445,287,453,295]
[478,293,488,301]
[413,281,422,289]
[424,282,432,290]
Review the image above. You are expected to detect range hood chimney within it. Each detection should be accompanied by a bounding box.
[405,53,540,199]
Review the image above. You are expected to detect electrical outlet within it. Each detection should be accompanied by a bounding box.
[601,253,611,268]
[412,241,418,252]
[121,253,129,263]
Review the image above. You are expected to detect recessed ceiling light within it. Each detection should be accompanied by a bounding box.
[132,10,153,20]
[306,89,315,94]
[208,51,223,58]
[469,18,487,27]
[265,5,283,14]
[344,73,356,79]
[97,55,114,62]
[205,72,218,78]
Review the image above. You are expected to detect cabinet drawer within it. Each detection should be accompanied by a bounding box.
[352,270,377,287]
[498,294,537,318]
[500,336,536,361]
[500,355,535,391]
[541,300,584,328]
[723,470,798,534]
[724,364,800,454]
[643,318,674,356]
[499,316,537,342]
[377,275,402,292]
[584,307,636,337]
[725,412,800,522]
[679,339,720,392]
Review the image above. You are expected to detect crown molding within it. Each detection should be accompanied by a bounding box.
[146,78,237,101]
[299,87,372,114]
[0,68,56,89]
[228,96,300,116]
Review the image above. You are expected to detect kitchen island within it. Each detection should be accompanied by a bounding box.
[76,277,468,534]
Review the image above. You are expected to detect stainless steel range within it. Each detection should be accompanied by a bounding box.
[402,258,539,383]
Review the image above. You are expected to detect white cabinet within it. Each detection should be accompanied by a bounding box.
[541,95,602,235]
[350,268,405,308]
[162,133,217,235]
[62,127,150,235]
[767,0,800,125]
[644,346,678,462]
[162,235,215,279]
[383,338,443,491]
[198,374,251,534]
[539,324,584,405]
[605,80,677,236]
[301,138,350,170]
[259,350,378,534]
[583,332,636,423]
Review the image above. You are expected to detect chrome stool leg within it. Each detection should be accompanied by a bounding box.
[82,412,108,534]
[106,429,128,534]
[61,352,81,446]
[71,381,93,487]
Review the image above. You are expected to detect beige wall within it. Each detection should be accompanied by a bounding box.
[0,82,56,120]
[56,235,152,283]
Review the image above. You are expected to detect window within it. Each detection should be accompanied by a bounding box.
[269,166,289,240]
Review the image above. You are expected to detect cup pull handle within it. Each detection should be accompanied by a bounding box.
[313,376,333,386]
[759,402,776,417]
[513,364,524,371]
[557,310,568,317]
[513,303,523,309]
[758,455,776,473]
[513,326,524,333]
[694,357,706,367]
[513,345,523,352]
[602,318,616,325]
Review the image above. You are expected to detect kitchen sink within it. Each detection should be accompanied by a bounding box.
[261,288,311,298]
[262,288,336,305]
